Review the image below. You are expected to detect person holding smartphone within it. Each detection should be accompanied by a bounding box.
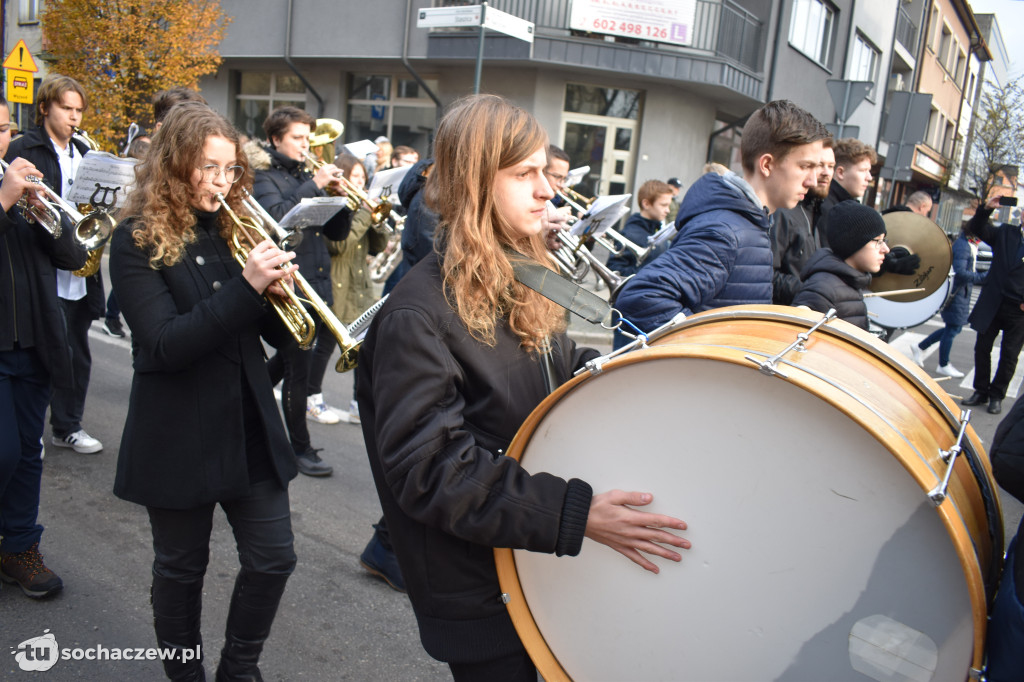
[961,194,1024,415]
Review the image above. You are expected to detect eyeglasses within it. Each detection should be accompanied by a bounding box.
[869,237,887,248]
[545,172,568,184]
[198,164,244,184]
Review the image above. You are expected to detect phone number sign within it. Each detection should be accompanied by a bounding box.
[570,0,697,46]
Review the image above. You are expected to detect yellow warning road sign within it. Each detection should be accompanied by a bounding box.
[7,69,34,104]
[2,40,39,73]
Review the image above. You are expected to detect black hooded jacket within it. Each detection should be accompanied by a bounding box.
[791,248,873,330]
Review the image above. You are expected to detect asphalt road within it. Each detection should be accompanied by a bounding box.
[4,268,1022,681]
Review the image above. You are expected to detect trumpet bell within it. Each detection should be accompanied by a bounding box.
[870,212,952,303]
[310,118,344,147]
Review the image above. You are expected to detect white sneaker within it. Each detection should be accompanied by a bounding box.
[341,399,361,425]
[51,430,103,454]
[937,364,965,378]
[306,393,341,424]
[910,345,924,367]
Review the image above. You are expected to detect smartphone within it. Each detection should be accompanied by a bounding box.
[999,196,1018,207]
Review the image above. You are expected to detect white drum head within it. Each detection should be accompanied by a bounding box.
[512,356,972,681]
[866,278,952,330]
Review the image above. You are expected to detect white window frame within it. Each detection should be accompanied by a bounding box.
[347,74,438,143]
[850,33,881,100]
[789,0,836,68]
[19,0,39,24]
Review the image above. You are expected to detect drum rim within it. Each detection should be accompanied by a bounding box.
[496,305,1002,680]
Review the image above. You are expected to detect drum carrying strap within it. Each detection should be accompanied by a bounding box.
[507,252,611,325]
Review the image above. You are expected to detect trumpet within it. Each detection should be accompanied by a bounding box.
[555,230,631,299]
[0,158,63,238]
[302,151,397,228]
[0,159,117,261]
[216,193,362,372]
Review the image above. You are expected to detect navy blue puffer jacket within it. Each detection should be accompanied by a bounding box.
[614,171,772,333]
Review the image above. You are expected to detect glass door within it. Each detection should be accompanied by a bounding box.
[561,114,637,201]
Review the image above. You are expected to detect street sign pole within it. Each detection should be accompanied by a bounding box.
[474,4,488,95]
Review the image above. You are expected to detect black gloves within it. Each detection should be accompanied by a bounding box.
[882,247,921,275]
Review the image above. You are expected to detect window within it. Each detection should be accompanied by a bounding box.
[928,5,940,51]
[850,34,881,99]
[939,24,953,69]
[233,72,307,140]
[789,0,836,67]
[926,107,941,150]
[564,84,642,120]
[954,48,966,84]
[346,75,438,154]
[19,0,38,24]
[943,121,956,157]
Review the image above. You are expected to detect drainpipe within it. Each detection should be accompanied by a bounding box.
[764,0,786,101]
[403,0,442,127]
[284,0,324,118]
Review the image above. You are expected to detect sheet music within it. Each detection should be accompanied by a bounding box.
[343,139,378,159]
[367,165,412,204]
[570,194,631,238]
[278,196,349,230]
[566,165,590,188]
[67,152,139,208]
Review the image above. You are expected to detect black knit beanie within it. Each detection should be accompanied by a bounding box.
[827,200,886,260]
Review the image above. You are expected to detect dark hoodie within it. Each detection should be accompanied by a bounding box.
[614,171,772,332]
[398,157,438,269]
[791,248,873,330]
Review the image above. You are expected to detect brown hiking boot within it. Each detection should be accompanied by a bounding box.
[1,543,64,598]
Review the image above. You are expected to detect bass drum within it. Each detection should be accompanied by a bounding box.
[495,305,1002,682]
[866,276,953,330]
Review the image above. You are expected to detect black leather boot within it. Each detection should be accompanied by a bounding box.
[151,576,206,681]
[215,571,289,682]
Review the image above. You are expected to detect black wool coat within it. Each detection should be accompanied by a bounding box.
[109,212,297,509]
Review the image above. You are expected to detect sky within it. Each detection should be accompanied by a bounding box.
[970,0,1024,78]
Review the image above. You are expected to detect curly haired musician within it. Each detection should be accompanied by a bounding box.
[357,94,691,681]
[109,102,299,681]
[0,93,87,599]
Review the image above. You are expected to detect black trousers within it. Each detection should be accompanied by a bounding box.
[448,649,537,682]
[147,478,296,583]
[973,298,1024,399]
[267,319,326,455]
[50,297,94,437]
[147,480,295,678]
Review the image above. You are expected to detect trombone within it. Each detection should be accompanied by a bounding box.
[216,193,363,372]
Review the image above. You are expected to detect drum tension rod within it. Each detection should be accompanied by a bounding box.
[928,409,971,506]
[745,309,837,378]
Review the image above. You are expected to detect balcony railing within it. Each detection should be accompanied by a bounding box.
[434,0,764,73]
[895,6,918,54]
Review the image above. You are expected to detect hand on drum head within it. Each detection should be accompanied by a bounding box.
[584,490,691,574]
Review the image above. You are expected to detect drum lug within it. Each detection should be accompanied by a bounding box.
[969,667,986,680]
[745,309,837,377]
[928,409,972,506]
[500,592,511,604]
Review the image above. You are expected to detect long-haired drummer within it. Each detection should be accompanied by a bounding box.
[356,94,691,680]
[109,102,299,681]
